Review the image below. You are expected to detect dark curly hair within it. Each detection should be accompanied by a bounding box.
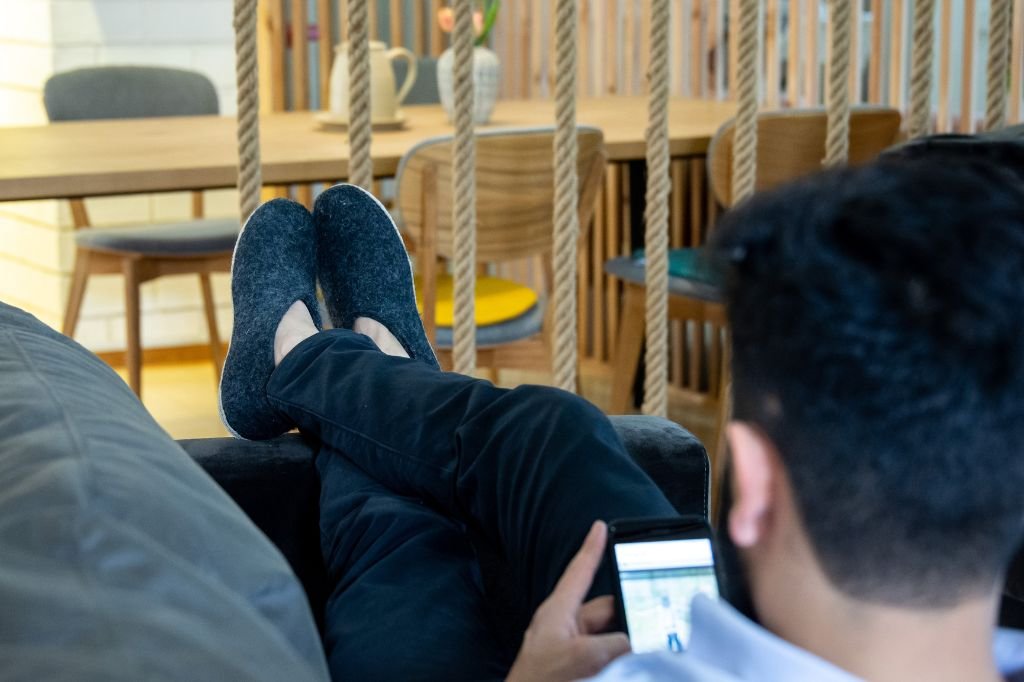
[711,144,1024,606]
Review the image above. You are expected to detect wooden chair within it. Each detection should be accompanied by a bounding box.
[607,107,903,470]
[44,66,238,397]
[395,127,607,377]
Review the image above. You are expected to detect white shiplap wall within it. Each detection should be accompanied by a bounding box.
[0,0,241,352]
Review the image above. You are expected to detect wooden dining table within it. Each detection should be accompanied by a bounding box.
[0,96,736,202]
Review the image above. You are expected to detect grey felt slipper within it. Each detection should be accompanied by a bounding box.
[219,198,322,440]
[313,183,439,369]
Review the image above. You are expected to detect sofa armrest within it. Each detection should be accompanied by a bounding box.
[178,434,329,629]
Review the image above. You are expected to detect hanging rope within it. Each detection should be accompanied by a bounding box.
[985,0,1013,131]
[824,0,852,166]
[732,0,759,203]
[552,0,579,393]
[233,0,261,219]
[451,0,477,375]
[907,0,936,138]
[347,0,372,190]
[642,0,671,418]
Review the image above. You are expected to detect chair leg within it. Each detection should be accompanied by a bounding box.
[710,341,733,520]
[609,284,646,414]
[62,249,91,338]
[123,259,143,397]
[199,273,225,379]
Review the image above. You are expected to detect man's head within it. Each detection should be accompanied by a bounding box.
[711,145,1024,611]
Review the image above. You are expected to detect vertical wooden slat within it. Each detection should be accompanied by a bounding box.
[591,181,606,363]
[765,0,780,107]
[431,0,444,55]
[1011,0,1023,121]
[690,0,704,98]
[585,0,593,96]
[524,1,532,96]
[589,0,602,96]
[413,0,425,53]
[706,0,720,97]
[548,0,559,96]
[317,0,333,108]
[689,158,704,246]
[708,323,721,398]
[603,174,619,357]
[716,0,728,96]
[531,0,543,97]
[938,0,952,131]
[670,160,685,387]
[959,0,976,133]
[291,0,309,110]
[623,0,635,94]
[257,0,275,113]
[888,0,904,108]
[848,0,860,102]
[390,0,402,47]
[269,0,287,110]
[787,0,801,105]
[579,239,591,358]
[604,164,622,362]
[729,0,740,98]
[370,1,379,40]
[806,0,819,105]
[671,0,685,95]
[868,0,883,102]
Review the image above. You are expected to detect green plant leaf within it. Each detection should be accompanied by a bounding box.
[475,0,500,46]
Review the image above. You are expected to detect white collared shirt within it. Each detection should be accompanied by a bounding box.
[586,594,1024,681]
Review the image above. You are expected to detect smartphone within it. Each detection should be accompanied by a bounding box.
[608,517,720,654]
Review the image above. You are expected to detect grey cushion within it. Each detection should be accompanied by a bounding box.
[0,301,328,681]
[431,299,545,348]
[604,255,724,302]
[43,66,219,122]
[74,218,239,256]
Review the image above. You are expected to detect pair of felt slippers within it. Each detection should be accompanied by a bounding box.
[219,183,438,441]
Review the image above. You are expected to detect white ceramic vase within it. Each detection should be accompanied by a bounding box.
[437,46,500,125]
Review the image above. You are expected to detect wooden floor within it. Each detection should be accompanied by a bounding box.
[124,359,717,448]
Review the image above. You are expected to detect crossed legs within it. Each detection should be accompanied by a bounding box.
[221,186,677,678]
[268,329,676,678]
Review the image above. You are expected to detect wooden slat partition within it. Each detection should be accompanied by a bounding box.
[263,1,1024,140]
[258,0,1024,392]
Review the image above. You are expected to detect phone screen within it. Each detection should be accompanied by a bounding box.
[613,537,718,653]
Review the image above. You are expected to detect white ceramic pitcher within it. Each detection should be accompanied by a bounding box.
[328,41,418,123]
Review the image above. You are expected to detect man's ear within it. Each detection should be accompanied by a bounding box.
[727,422,777,549]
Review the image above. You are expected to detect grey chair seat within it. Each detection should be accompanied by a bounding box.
[74,217,239,256]
[432,300,545,349]
[604,255,724,303]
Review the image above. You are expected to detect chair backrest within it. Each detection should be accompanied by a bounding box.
[43,66,219,122]
[706,107,903,207]
[395,126,606,264]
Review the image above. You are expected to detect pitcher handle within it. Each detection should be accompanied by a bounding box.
[387,47,419,106]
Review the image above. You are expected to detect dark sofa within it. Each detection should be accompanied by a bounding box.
[179,415,711,640]
[180,426,1024,643]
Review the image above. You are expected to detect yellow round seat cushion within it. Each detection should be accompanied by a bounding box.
[414,274,539,327]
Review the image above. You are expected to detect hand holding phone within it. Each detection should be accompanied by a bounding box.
[608,517,720,654]
[507,522,631,682]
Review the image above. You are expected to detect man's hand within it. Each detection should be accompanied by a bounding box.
[506,521,631,682]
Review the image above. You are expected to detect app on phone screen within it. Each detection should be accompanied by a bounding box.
[614,538,718,653]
